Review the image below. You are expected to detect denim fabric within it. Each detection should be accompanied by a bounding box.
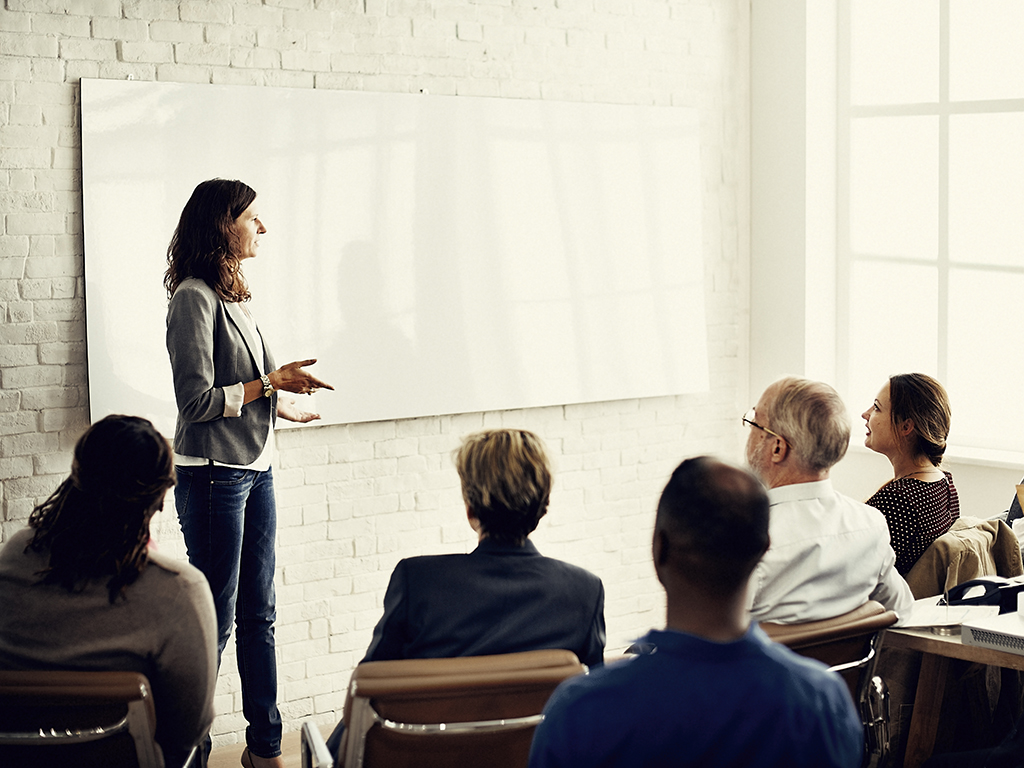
[175,464,282,759]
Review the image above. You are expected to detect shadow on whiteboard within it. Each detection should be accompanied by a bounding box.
[81,79,708,434]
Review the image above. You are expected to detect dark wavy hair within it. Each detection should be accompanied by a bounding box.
[164,178,256,302]
[889,373,951,466]
[26,415,176,604]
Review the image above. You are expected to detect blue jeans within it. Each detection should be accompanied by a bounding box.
[175,464,283,759]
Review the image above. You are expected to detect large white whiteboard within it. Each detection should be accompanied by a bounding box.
[81,79,708,435]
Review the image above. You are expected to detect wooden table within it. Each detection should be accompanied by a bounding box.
[882,627,1024,767]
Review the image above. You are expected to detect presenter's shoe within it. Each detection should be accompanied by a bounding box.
[240,746,286,768]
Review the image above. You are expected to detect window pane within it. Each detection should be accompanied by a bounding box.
[851,0,938,105]
[847,260,938,410]
[850,116,938,259]
[947,268,1024,452]
[949,113,1024,267]
[950,0,1024,101]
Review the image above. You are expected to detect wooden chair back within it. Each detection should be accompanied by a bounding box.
[0,669,160,768]
[339,649,586,768]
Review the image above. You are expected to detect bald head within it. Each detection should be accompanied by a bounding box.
[655,457,770,599]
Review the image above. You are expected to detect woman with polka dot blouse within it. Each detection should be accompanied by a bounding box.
[862,373,959,575]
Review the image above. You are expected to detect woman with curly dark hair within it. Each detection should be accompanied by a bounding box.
[0,414,217,768]
[165,179,332,768]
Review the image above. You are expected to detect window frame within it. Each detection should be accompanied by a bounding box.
[836,0,1024,457]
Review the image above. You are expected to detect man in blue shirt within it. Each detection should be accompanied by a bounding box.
[529,456,864,768]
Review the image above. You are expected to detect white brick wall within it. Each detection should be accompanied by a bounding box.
[0,0,750,747]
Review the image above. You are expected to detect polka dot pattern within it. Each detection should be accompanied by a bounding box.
[867,472,960,575]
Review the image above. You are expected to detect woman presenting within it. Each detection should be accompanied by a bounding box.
[165,178,332,768]
[862,373,959,574]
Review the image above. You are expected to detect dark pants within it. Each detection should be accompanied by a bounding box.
[325,720,345,764]
[176,464,283,759]
[923,707,1024,767]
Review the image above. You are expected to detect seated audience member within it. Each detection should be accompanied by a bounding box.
[528,457,863,768]
[744,376,914,623]
[862,373,959,574]
[326,428,606,756]
[0,415,217,768]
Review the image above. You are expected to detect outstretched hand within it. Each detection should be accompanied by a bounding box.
[269,359,334,396]
[277,395,321,423]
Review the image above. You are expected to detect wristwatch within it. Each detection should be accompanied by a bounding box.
[260,374,274,398]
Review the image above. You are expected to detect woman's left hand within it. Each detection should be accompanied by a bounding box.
[277,396,321,423]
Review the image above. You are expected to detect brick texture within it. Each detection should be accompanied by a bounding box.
[0,0,750,748]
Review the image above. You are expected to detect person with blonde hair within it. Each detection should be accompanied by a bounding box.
[324,428,605,759]
[862,373,959,574]
[362,428,605,662]
[0,415,217,768]
[744,377,913,624]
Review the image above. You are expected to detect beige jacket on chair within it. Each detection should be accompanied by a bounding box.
[905,516,1023,599]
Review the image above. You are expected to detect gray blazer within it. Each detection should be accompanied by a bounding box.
[166,277,277,465]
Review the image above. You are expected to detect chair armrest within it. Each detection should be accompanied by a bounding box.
[761,601,897,648]
[301,720,333,768]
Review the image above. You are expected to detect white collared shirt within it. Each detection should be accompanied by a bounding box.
[748,479,914,625]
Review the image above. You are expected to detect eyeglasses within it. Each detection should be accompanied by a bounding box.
[742,408,785,441]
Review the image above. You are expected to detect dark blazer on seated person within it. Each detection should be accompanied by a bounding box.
[363,537,606,668]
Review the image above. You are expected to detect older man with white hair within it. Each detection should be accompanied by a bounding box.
[744,376,914,624]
